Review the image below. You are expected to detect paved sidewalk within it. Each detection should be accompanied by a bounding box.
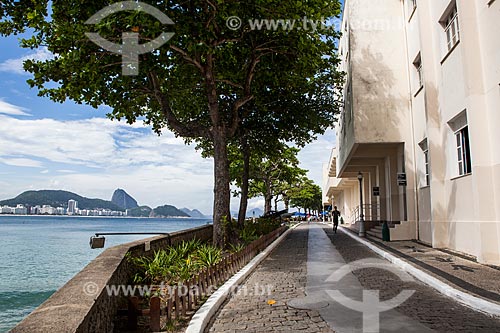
[328,225,500,332]
[361,230,500,304]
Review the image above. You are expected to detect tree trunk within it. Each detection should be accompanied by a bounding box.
[212,130,231,248]
[237,137,250,228]
[264,178,272,214]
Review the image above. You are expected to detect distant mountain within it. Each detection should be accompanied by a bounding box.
[0,190,123,211]
[111,189,139,210]
[180,208,207,219]
[127,205,152,217]
[151,205,190,218]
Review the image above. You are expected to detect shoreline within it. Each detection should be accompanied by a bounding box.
[0,214,211,220]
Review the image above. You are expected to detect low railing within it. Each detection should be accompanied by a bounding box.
[351,204,381,223]
[120,225,287,331]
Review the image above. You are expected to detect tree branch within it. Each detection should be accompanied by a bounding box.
[148,71,209,138]
[169,45,204,73]
[216,79,243,90]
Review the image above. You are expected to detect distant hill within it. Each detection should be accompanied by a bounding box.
[0,190,124,211]
[180,208,207,219]
[127,205,152,217]
[151,205,190,218]
[111,189,138,210]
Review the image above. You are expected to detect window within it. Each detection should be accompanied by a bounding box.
[424,149,430,185]
[413,53,423,90]
[448,110,471,177]
[442,3,460,51]
[455,126,472,175]
[419,139,430,186]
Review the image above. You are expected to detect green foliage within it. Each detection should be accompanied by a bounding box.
[228,243,245,254]
[239,225,259,245]
[128,238,222,284]
[195,244,222,268]
[238,217,281,245]
[289,178,323,212]
[247,145,307,211]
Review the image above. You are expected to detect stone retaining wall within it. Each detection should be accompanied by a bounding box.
[11,224,213,333]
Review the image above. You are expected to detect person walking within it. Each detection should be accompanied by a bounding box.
[332,206,341,233]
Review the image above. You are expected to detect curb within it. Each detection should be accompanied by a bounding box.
[340,227,500,317]
[186,223,301,333]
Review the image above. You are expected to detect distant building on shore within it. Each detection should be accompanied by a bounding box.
[67,199,78,215]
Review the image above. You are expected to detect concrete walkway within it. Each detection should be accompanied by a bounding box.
[289,224,432,332]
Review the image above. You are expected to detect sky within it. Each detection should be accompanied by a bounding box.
[0,28,336,215]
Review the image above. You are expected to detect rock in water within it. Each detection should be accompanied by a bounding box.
[111,189,139,210]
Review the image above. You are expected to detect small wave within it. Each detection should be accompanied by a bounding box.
[0,290,55,332]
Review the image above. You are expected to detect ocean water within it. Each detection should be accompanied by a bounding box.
[0,215,211,332]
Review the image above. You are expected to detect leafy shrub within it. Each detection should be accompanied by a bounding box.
[194,244,222,268]
[237,217,282,245]
[128,238,222,284]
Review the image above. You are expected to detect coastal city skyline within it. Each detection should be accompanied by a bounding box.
[0,34,334,215]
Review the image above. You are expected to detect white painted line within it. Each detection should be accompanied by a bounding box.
[186,223,302,333]
[340,227,500,317]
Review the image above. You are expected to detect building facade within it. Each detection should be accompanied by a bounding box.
[323,0,500,264]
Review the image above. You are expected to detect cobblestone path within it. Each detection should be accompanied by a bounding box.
[207,224,334,332]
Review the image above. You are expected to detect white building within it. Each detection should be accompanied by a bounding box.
[0,206,13,214]
[324,0,500,265]
[39,205,56,215]
[14,205,28,215]
[67,199,78,215]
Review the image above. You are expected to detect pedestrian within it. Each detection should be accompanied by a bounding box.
[332,206,341,233]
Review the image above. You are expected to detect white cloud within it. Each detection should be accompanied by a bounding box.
[0,157,44,168]
[297,128,336,188]
[0,47,53,75]
[0,99,30,116]
[0,115,215,211]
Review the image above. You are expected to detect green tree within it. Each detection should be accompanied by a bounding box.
[289,178,322,215]
[247,145,306,214]
[0,0,342,246]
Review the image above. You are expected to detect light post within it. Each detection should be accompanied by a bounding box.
[358,172,365,237]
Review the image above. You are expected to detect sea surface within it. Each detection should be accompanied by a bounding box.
[0,215,211,332]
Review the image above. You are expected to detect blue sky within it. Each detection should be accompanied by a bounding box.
[0,21,336,214]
